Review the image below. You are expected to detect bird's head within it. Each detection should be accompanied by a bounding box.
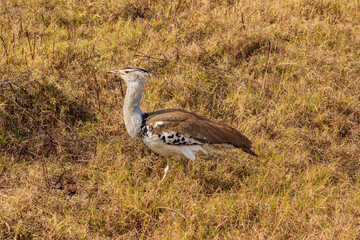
[107,67,151,85]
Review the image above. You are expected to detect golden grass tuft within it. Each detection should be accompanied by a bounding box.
[1,0,360,239]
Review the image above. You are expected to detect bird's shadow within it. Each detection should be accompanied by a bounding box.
[191,158,253,194]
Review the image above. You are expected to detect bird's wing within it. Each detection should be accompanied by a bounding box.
[143,109,257,156]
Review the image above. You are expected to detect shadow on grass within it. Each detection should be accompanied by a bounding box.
[0,74,97,163]
[196,162,253,195]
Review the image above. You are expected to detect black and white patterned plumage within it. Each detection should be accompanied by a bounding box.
[141,117,202,146]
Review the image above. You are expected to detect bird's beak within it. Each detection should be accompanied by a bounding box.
[106,70,124,75]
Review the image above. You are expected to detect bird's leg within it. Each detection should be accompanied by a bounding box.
[161,158,173,181]
[179,159,190,179]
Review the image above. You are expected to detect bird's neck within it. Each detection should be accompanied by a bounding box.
[123,81,144,137]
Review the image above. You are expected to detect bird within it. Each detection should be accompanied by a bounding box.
[107,67,257,180]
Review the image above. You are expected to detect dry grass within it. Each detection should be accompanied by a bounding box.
[0,0,360,239]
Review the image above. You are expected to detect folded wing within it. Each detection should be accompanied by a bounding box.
[143,109,257,156]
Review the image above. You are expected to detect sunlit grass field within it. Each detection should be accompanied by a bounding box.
[1,0,359,239]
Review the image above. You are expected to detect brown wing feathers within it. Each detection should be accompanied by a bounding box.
[145,109,257,156]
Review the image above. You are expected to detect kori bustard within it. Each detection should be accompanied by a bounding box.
[107,67,257,180]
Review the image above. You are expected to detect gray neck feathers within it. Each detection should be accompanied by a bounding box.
[123,81,144,137]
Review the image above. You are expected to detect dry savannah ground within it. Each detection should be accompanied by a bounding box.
[1,0,360,239]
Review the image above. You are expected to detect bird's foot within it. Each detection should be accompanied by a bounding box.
[179,159,191,179]
[159,159,173,183]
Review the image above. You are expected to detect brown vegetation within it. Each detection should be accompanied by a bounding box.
[0,0,359,239]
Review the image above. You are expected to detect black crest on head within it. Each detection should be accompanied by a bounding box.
[122,67,150,74]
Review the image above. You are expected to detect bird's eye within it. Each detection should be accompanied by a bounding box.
[125,71,129,74]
